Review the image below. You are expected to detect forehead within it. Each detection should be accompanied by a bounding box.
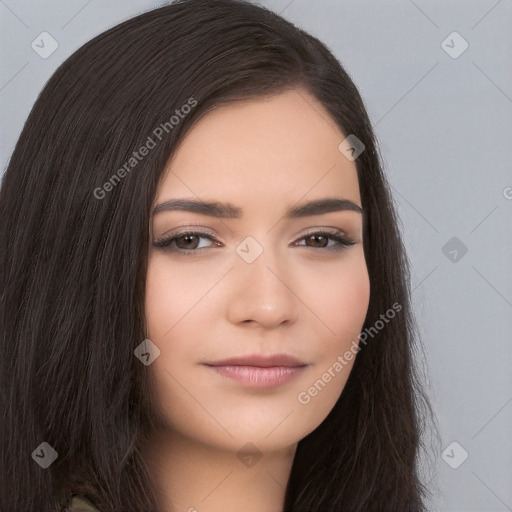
[156,88,361,210]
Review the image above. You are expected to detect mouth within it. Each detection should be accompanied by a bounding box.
[203,353,309,388]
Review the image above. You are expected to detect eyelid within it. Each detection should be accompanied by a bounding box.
[296,226,348,239]
[157,226,217,239]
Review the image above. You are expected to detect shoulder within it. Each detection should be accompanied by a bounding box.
[63,494,99,511]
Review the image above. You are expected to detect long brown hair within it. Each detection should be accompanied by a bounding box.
[0,1,437,510]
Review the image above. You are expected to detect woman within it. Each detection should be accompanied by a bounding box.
[0,0,436,510]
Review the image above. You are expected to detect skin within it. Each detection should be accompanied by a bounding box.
[143,87,370,512]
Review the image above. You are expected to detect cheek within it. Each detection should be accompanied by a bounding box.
[144,257,218,340]
[304,250,370,343]
[293,253,369,412]
[143,259,219,432]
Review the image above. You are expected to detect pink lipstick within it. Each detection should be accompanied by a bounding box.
[204,353,308,388]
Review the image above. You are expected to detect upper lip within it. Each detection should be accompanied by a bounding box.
[205,353,308,368]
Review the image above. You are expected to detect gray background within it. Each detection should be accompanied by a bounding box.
[1,1,511,510]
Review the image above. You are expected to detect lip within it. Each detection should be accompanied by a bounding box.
[205,353,307,368]
[207,365,307,388]
[203,353,309,389]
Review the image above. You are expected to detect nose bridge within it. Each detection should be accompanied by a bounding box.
[227,235,299,327]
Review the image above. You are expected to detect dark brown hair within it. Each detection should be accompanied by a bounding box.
[0,1,437,510]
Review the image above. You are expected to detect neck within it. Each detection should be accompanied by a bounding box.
[143,428,297,512]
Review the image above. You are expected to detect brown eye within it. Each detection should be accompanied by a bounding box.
[293,231,356,251]
[153,231,221,255]
[175,234,201,250]
[305,234,329,248]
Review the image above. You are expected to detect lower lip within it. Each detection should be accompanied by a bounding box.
[207,365,307,388]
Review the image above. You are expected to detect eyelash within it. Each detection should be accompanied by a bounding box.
[152,229,356,256]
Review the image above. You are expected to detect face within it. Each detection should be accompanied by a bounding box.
[145,88,370,455]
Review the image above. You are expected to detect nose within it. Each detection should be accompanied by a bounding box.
[226,244,300,329]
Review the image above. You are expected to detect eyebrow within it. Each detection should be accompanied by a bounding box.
[152,197,363,218]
